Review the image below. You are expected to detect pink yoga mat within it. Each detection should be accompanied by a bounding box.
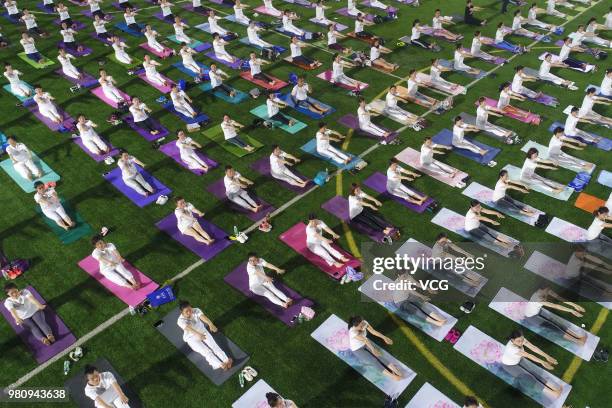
[478,98,541,125]
[139,42,174,59]
[239,71,288,91]
[137,72,174,93]
[395,147,469,188]
[253,5,281,17]
[77,256,159,306]
[279,223,361,280]
[158,140,218,175]
[316,70,369,91]
[91,86,131,108]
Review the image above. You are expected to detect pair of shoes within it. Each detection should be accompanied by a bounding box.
[241,366,258,382]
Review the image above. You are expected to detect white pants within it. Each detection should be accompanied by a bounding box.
[42,205,68,223]
[13,159,41,179]
[332,73,356,86]
[582,36,610,48]
[249,37,271,48]
[62,64,80,79]
[384,106,416,124]
[527,19,549,30]
[453,139,481,154]
[250,281,290,306]
[102,85,124,104]
[348,6,362,16]
[101,262,135,287]
[539,72,566,86]
[176,33,191,44]
[388,183,420,201]
[422,160,456,177]
[308,241,344,266]
[521,173,564,193]
[476,119,509,138]
[82,135,108,154]
[369,0,387,9]
[186,334,229,369]
[549,152,588,169]
[148,39,165,53]
[215,50,233,63]
[109,398,130,408]
[547,9,566,19]
[11,82,31,97]
[567,129,598,144]
[115,50,131,64]
[174,102,196,117]
[236,15,250,25]
[360,121,387,138]
[228,189,257,210]
[271,167,302,185]
[123,173,153,195]
[183,60,201,75]
[283,23,304,37]
[318,146,350,164]
[181,152,207,169]
[146,71,166,86]
[39,103,60,121]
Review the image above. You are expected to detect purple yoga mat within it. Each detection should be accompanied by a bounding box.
[57,42,93,57]
[204,52,243,69]
[224,262,314,326]
[53,19,87,31]
[90,86,131,109]
[0,286,76,364]
[73,136,119,162]
[122,115,169,141]
[139,42,174,58]
[54,69,98,88]
[158,140,218,175]
[209,0,233,7]
[36,3,55,13]
[182,4,211,14]
[89,32,125,46]
[153,12,176,23]
[337,114,399,143]
[361,0,397,13]
[363,172,434,213]
[206,178,275,222]
[336,8,375,22]
[137,72,174,93]
[155,213,232,261]
[81,10,114,20]
[25,104,74,132]
[250,156,311,193]
[103,166,172,207]
[321,196,395,242]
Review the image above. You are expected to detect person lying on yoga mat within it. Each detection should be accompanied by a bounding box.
[208,10,235,38]
[586,207,612,250]
[177,300,234,370]
[565,245,612,293]
[170,85,197,119]
[159,0,174,21]
[84,365,131,408]
[174,17,193,45]
[327,24,351,54]
[289,37,321,69]
[267,95,296,127]
[493,170,536,217]
[175,197,214,244]
[354,13,376,41]
[33,86,63,124]
[144,25,167,55]
[548,127,593,171]
[369,40,398,72]
[526,4,557,33]
[99,70,127,106]
[88,0,109,20]
[432,9,462,42]
[463,396,484,408]
[123,7,141,32]
[143,55,168,88]
[233,0,250,25]
[20,33,46,63]
[357,97,392,139]
[579,88,612,127]
[564,107,602,144]
[92,236,141,290]
[386,158,428,205]
[432,233,483,287]
[405,70,450,111]
[4,63,31,99]
[282,10,305,37]
[4,0,21,20]
[410,20,437,51]
[34,182,74,230]
[494,23,528,53]
[465,0,486,26]
[520,148,565,194]
[475,97,516,144]
[247,21,272,49]
[306,214,350,268]
[4,283,56,346]
[93,15,111,41]
[247,252,293,307]
[262,0,282,17]
[209,64,236,98]
[558,37,589,71]
[221,115,255,152]
[465,200,513,249]
[111,36,134,66]
[331,54,364,89]
[348,183,396,238]
[248,53,277,86]
[347,315,403,380]
[58,48,82,81]
[176,130,209,172]
[392,272,448,326]
[420,137,456,177]
[266,393,298,408]
[270,145,307,188]
[453,44,481,76]
[212,34,237,64]
[60,23,82,53]
[129,98,159,136]
[76,115,110,156]
[179,45,205,80]
[524,286,587,344]
[291,76,328,114]
[453,116,492,162]
[55,3,75,28]
[21,9,48,38]
[6,137,42,181]
[224,165,262,213]
[497,82,529,119]
[117,150,155,196]
[538,53,577,90]
[511,66,542,100]
[316,122,351,164]
[501,329,562,399]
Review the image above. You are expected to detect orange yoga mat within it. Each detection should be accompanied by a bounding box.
[574,192,605,213]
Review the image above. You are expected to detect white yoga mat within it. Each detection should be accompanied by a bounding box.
[520,140,595,174]
[232,379,276,408]
[545,217,588,242]
[404,382,460,408]
[395,147,468,188]
[502,164,574,201]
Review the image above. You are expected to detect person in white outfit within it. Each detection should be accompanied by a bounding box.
[179,45,204,78]
[563,107,602,145]
[578,88,612,127]
[99,69,126,105]
[314,0,332,25]
[247,21,272,48]
[357,97,390,139]
[176,130,209,172]
[76,115,110,155]
[129,98,160,135]
[4,283,55,345]
[117,151,155,196]
[537,53,576,90]
[464,200,511,249]
[224,166,261,212]
[123,7,140,31]
[330,54,364,90]
[212,34,236,63]
[249,52,277,85]
[492,170,535,217]
[142,55,168,87]
[57,48,82,80]
[419,137,456,177]
[93,15,111,41]
[144,25,166,54]
[548,127,593,172]
[291,75,327,114]
[20,33,45,63]
[453,44,480,76]
[266,94,294,126]
[221,115,254,152]
[233,0,250,25]
[5,137,42,181]
[111,36,132,65]
[475,97,515,143]
[159,0,174,21]
[262,0,282,17]
[3,64,31,98]
[452,116,488,156]
[33,86,62,124]
[586,207,612,251]
[177,301,233,369]
[315,122,351,164]
[347,0,362,16]
[246,253,293,308]
[511,66,541,100]
[208,10,233,37]
[84,365,131,408]
[378,86,422,127]
[306,214,349,268]
[520,148,565,194]
[209,64,235,97]
[173,17,192,44]
[92,237,139,289]
[600,68,611,98]
[281,10,304,37]
[174,197,214,244]
[170,85,197,118]
[34,182,74,230]
[386,158,427,205]
[270,145,307,188]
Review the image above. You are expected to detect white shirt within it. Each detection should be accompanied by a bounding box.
[587,217,605,240]
[6,143,31,163]
[348,192,365,219]
[511,16,522,30]
[606,12,612,29]
[94,20,107,34]
[355,19,364,33]
[221,121,236,140]
[58,8,70,21]
[385,92,398,109]
[4,289,38,320]
[454,49,465,66]
[327,30,337,45]
[270,152,287,175]
[267,98,279,117]
[84,371,118,406]
[5,1,18,14]
[61,29,75,43]
[177,307,211,342]
[492,179,507,201]
[20,39,37,54]
[548,135,564,156]
[407,79,418,96]
[315,130,330,151]
[224,171,243,195]
[539,60,551,77]
[34,188,60,211]
[234,5,247,21]
[495,28,505,43]
[77,120,98,140]
[4,70,23,86]
[89,0,101,12]
[246,258,269,287]
[124,12,136,25]
[161,4,172,16]
[498,90,511,108]
[471,37,481,54]
[171,90,189,106]
[332,61,343,79]
[249,58,261,75]
[521,158,537,178]
[386,166,403,191]
[579,94,594,116]
[464,209,480,231]
[306,221,329,245]
[357,105,371,128]
[420,143,434,164]
[92,243,121,272]
[348,321,368,351]
[432,16,443,30]
[247,26,260,43]
[129,103,148,122]
[601,75,611,97]
[369,46,380,61]
[291,84,308,101]
[118,156,138,178]
[410,26,420,41]
[501,341,522,365]
[524,290,545,317]
[452,124,465,144]
[315,5,325,20]
[209,69,224,88]
[559,44,571,60]
[564,114,579,136]
[176,137,196,157]
[511,73,524,92]
[476,105,489,124]
[290,42,301,58]
[23,15,37,30]
[175,202,197,232]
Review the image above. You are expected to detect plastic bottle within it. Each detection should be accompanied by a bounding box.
[63,360,70,375]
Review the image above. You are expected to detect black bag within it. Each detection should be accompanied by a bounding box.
[383,396,398,408]
[373,15,383,24]
[261,47,279,61]
[535,214,549,229]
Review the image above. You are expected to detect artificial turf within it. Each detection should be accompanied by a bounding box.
[0,0,610,407]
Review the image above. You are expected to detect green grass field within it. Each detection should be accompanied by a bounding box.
[1,0,611,406]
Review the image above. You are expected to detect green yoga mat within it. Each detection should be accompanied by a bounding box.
[198,83,249,104]
[249,105,307,134]
[201,125,262,157]
[36,200,93,244]
[108,54,142,69]
[17,53,54,69]
[0,154,61,193]
[166,35,204,49]
[2,83,34,101]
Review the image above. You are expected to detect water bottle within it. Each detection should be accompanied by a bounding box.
[233,225,239,237]
[63,360,70,375]
[128,306,135,315]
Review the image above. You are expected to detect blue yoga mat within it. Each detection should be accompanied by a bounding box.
[300,139,361,170]
[432,129,500,165]
[548,122,611,151]
[162,103,210,124]
[114,22,145,37]
[0,153,60,193]
[198,83,249,104]
[172,62,210,78]
[2,83,34,102]
[237,37,286,54]
[598,170,612,188]
[277,93,335,119]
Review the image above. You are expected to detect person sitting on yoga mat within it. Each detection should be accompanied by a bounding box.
[34,182,74,230]
[465,0,486,26]
[158,0,174,21]
[406,69,449,111]
[392,272,448,326]
[270,145,307,188]
[600,68,611,98]
[3,63,31,99]
[143,55,168,88]
[224,165,261,213]
[291,76,328,114]
[117,0,132,9]
[93,15,110,41]
[316,122,351,164]
[261,0,282,16]
[248,53,277,86]
[117,150,155,197]
[511,66,542,100]
[452,116,492,162]
[469,31,496,63]
[465,200,512,249]
[520,148,565,194]
[432,9,462,42]
[314,1,332,25]
[375,85,421,127]
[282,10,304,37]
[58,48,82,80]
[527,4,557,32]
[463,396,483,408]
[99,69,127,106]
[174,17,192,45]
[4,283,55,346]
[221,115,255,152]
[4,0,21,20]
[579,88,612,127]
[357,97,392,139]
[354,13,376,41]
[179,44,204,80]
[129,98,159,136]
[582,19,611,48]
[144,25,167,55]
[511,10,542,39]
[564,245,612,294]
[347,315,403,381]
[266,393,298,408]
[170,85,197,118]
[564,107,602,145]
[92,236,140,289]
[123,7,141,32]
[33,86,63,124]
[20,33,45,63]
[212,34,237,64]
[475,97,516,144]
[524,286,587,345]
[266,94,295,127]
[175,197,214,245]
[87,0,108,20]
[55,3,75,28]
[493,170,536,217]
[327,24,351,54]
[84,365,131,408]
[538,53,577,90]
[501,329,562,399]
[190,0,205,12]
[419,136,457,177]
[306,213,350,268]
[176,130,209,172]
[21,9,48,38]
[548,127,593,171]
[246,252,293,307]
[6,137,42,181]
[453,44,480,76]
[586,207,612,249]
[59,23,81,53]
[410,19,436,50]
[546,0,566,19]
[347,0,363,16]
[386,158,427,205]
[208,10,233,38]
[233,0,250,25]
[557,37,588,71]
[111,36,133,66]
[369,40,398,72]
[432,232,483,287]
[209,64,236,98]
[348,183,396,238]
[76,115,110,156]
[289,37,321,69]
[497,82,529,119]
[495,23,527,53]
[247,21,272,49]
[331,54,363,89]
